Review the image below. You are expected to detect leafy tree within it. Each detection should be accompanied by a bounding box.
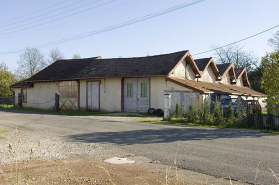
[261,51,279,115]
[248,63,265,93]
[48,48,64,64]
[72,54,81,59]
[0,62,15,96]
[213,44,258,72]
[17,48,46,78]
[268,30,279,49]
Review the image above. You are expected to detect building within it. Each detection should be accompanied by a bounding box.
[10,50,265,113]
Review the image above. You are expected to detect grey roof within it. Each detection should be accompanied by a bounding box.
[194,58,211,71]
[25,50,188,82]
[234,67,245,78]
[10,80,33,88]
[216,63,231,75]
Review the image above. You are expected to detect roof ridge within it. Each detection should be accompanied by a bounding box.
[99,50,188,60]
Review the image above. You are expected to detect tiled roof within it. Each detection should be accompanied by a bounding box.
[25,51,188,82]
[194,58,211,71]
[10,80,33,88]
[216,63,231,75]
[167,77,264,96]
[234,67,245,78]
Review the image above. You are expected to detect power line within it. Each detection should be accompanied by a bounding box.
[0,0,116,36]
[1,0,138,41]
[0,0,87,28]
[0,0,73,24]
[192,24,279,56]
[0,0,205,55]
[0,0,102,32]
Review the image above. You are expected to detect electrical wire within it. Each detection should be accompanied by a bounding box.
[192,24,279,56]
[0,0,205,55]
[0,0,116,36]
[0,0,103,32]
[0,0,73,24]
[1,0,137,40]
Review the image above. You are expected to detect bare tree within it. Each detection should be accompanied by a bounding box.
[213,44,258,72]
[17,48,46,78]
[72,54,81,59]
[48,48,64,64]
[268,30,279,49]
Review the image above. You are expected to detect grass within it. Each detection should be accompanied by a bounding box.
[0,129,7,139]
[137,117,279,134]
[0,106,114,116]
[0,105,160,117]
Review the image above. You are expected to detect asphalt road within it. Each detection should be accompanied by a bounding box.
[1,110,279,184]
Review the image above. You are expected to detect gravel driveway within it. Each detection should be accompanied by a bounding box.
[1,110,279,184]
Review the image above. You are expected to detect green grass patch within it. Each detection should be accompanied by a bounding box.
[0,129,7,139]
[137,118,279,134]
[0,104,13,108]
[260,129,279,134]
[137,118,222,128]
[0,106,114,116]
[116,113,160,118]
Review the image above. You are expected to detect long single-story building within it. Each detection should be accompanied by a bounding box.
[10,50,266,113]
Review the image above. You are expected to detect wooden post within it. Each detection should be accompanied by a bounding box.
[55,93,60,111]
[18,93,22,108]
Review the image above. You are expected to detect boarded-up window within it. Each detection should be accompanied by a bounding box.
[141,83,147,97]
[59,81,77,99]
[127,83,133,97]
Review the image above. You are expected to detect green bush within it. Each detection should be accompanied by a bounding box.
[213,102,223,125]
[173,101,182,118]
[226,103,235,125]
[187,102,199,123]
[202,103,213,125]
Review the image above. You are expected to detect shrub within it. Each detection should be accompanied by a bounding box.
[226,103,235,125]
[173,101,182,118]
[213,101,223,125]
[202,103,213,125]
[187,102,199,123]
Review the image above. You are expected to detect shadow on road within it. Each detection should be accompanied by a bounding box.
[67,127,270,145]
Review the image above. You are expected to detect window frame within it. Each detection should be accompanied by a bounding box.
[127,83,133,98]
[141,83,147,98]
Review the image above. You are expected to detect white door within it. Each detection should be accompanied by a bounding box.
[124,78,149,112]
[87,81,99,110]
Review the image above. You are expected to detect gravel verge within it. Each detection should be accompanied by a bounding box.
[0,125,125,163]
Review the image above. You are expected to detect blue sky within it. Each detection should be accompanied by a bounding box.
[0,0,278,72]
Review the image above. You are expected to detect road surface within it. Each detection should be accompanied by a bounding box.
[0,110,278,184]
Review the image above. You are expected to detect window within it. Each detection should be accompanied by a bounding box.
[59,81,78,99]
[21,88,27,103]
[141,83,147,97]
[127,83,133,97]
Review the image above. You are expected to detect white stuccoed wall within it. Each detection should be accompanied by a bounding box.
[79,78,122,112]
[15,82,59,109]
[200,66,216,83]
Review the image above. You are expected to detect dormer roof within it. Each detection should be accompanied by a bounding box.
[195,57,220,78]
[235,67,250,87]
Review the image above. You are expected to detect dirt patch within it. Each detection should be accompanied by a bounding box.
[0,157,197,185]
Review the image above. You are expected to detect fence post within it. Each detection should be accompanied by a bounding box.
[55,93,60,111]
[164,94,171,120]
[18,93,22,108]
